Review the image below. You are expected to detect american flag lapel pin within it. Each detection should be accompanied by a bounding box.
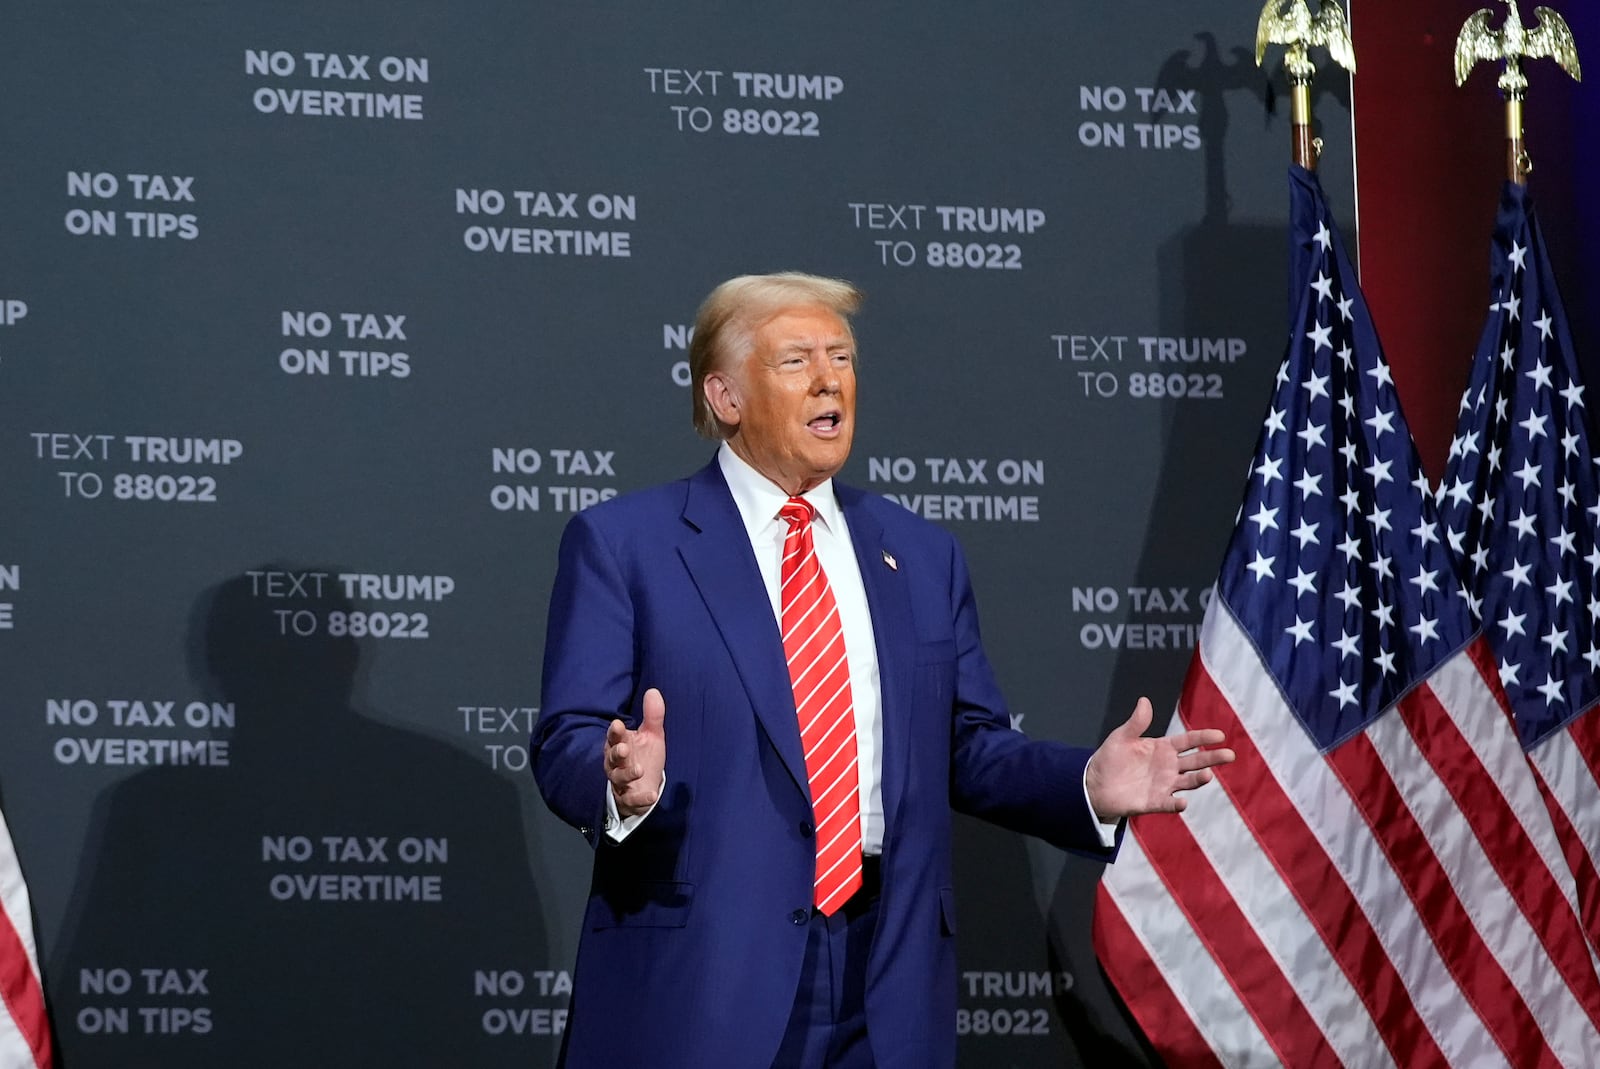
[882,549,897,571]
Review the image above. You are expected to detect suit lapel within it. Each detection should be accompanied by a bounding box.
[677,461,811,797]
[837,485,914,836]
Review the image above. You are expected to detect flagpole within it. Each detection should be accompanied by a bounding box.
[1291,73,1318,171]
[1454,0,1583,186]
[1255,0,1356,171]
[1096,6,1600,1050]
[1506,88,1529,185]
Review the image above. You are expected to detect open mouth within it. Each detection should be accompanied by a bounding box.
[808,412,842,433]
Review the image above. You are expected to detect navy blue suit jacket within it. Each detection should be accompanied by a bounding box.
[532,459,1115,1068]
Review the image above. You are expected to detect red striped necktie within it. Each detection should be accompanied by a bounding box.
[778,496,863,916]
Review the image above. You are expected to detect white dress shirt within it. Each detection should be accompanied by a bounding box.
[716,443,886,854]
[607,445,1114,849]
[604,445,885,849]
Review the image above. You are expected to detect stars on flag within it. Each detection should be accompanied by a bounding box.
[1220,193,1474,749]
[1436,193,1600,746]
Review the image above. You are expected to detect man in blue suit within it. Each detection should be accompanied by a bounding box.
[531,273,1233,1068]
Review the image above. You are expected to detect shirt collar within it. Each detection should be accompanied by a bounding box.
[716,442,843,538]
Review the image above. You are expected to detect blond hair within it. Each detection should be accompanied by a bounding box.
[688,272,863,439]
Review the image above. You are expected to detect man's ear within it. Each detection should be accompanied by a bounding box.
[703,372,741,429]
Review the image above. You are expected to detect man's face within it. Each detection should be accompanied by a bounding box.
[710,304,857,496]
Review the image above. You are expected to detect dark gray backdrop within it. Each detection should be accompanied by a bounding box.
[0,3,1353,1065]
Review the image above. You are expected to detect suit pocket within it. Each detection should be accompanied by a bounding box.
[587,880,695,930]
[938,886,957,937]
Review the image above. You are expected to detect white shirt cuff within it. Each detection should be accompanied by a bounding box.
[604,774,665,842]
[1082,772,1120,849]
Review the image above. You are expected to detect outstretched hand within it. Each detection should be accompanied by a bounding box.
[1084,697,1234,822]
[605,688,666,818]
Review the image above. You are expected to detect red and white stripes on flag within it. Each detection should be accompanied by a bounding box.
[0,807,52,1069]
[1432,182,1600,956]
[1094,603,1600,1067]
[1527,713,1600,949]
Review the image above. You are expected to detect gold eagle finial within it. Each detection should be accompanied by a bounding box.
[1455,0,1581,92]
[1255,0,1356,81]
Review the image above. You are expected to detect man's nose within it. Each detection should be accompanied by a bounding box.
[811,354,840,392]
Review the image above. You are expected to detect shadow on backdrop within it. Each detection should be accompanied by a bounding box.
[1041,35,1329,1066]
[50,567,550,1068]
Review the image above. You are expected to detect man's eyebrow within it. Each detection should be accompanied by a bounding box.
[776,336,853,352]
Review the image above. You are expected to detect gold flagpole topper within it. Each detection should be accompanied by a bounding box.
[1455,1,1582,184]
[1255,0,1356,170]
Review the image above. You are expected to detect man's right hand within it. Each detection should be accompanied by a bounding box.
[605,687,666,818]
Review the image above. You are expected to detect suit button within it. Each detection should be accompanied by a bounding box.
[799,821,814,839]
[791,909,809,925]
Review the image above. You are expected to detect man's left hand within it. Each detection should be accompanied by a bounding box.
[1084,697,1234,822]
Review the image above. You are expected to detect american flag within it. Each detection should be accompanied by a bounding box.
[0,806,53,1069]
[1436,181,1600,949]
[1093,166,1600,1066]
